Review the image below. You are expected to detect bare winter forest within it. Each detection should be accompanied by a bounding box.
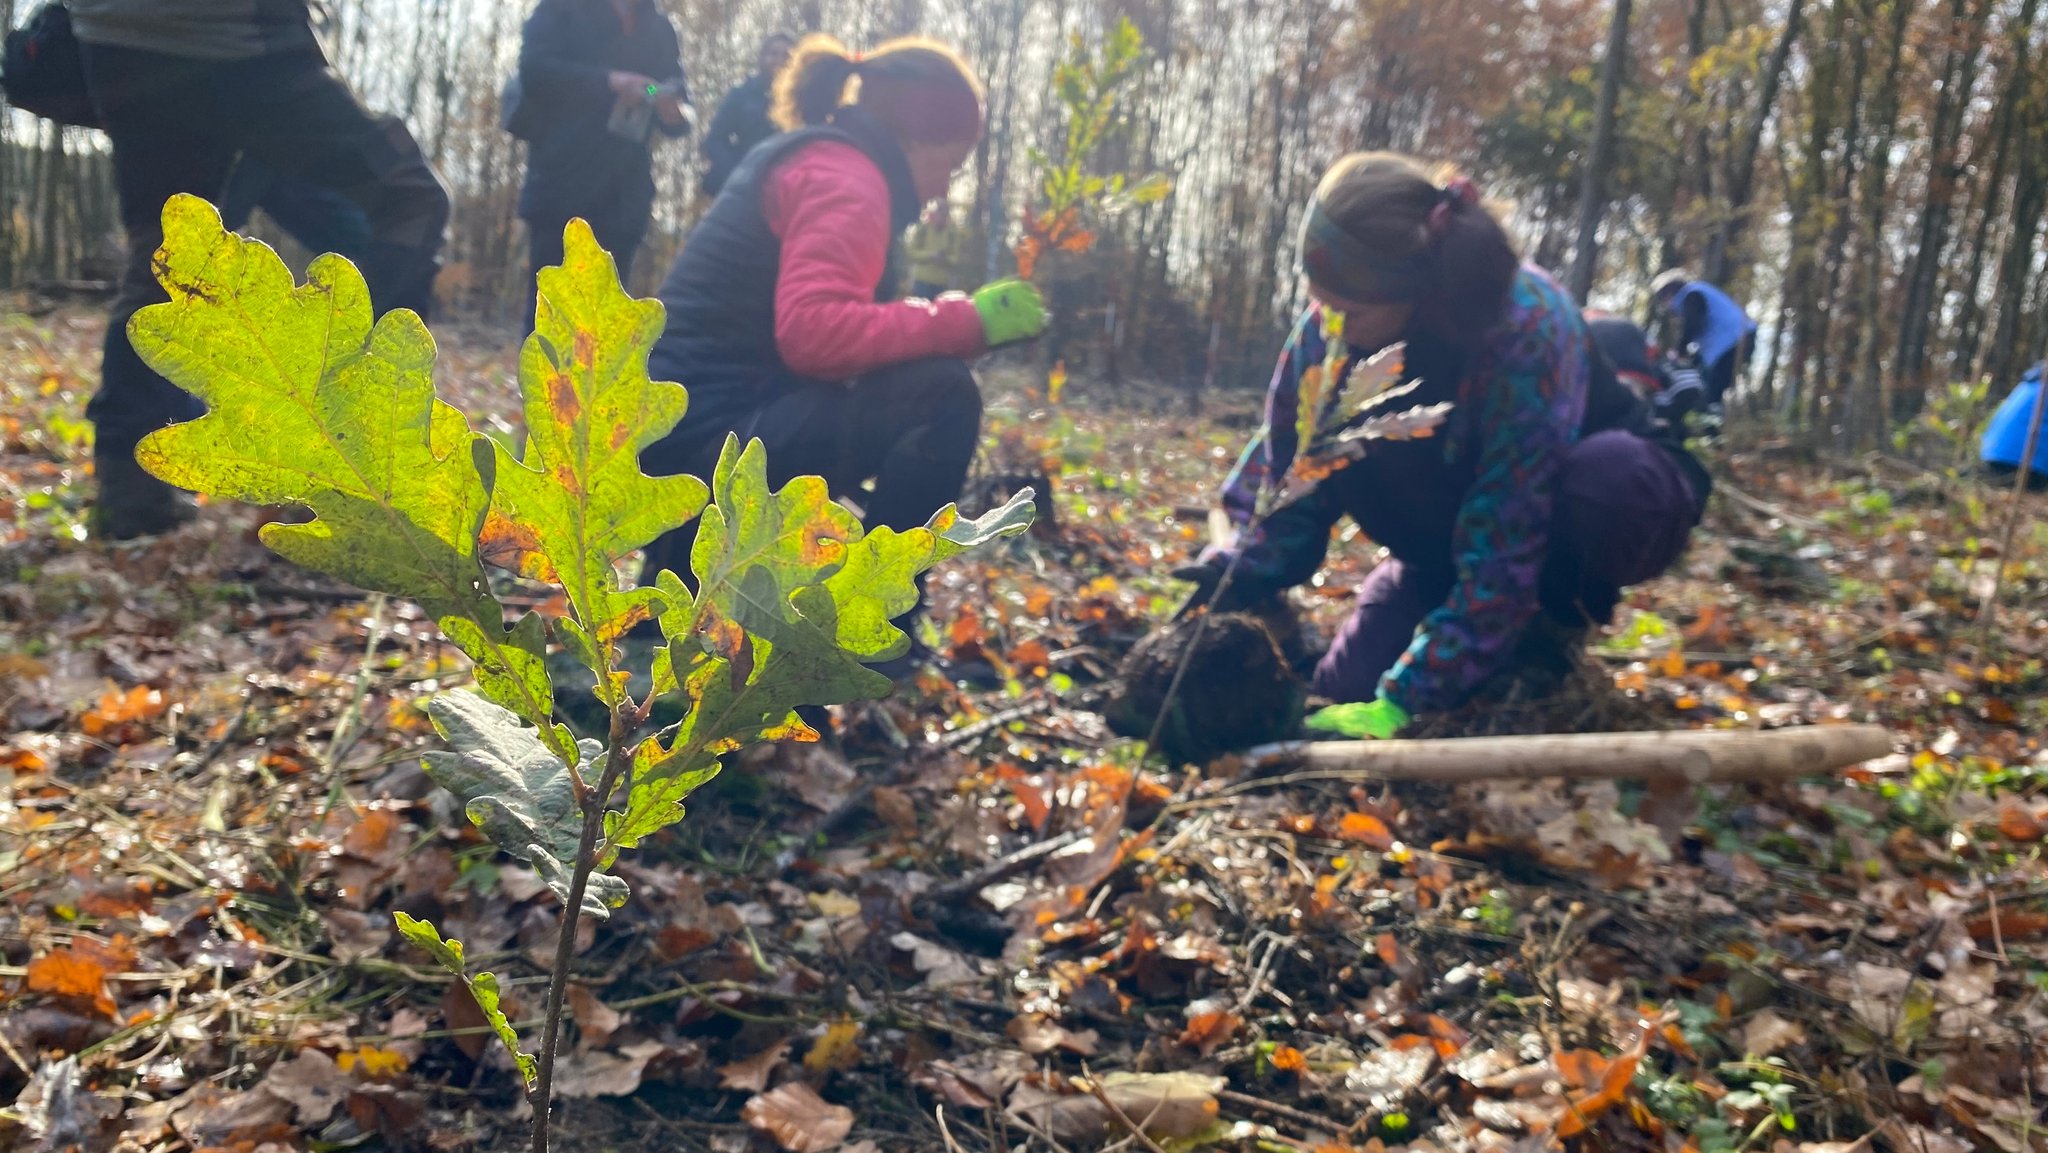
[6,0,2048,440]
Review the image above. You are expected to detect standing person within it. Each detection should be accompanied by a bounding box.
[69,0,450,540]
[1180,153,1707,738]
[636,33,1044,595]
[1650,269,1756,414]
[698,32,794,198]
[516,0,694,325]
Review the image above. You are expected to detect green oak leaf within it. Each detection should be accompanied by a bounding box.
[605,437,1034,861]
[392,912,536,1087]
[420,690,628,918]
[482,220,707,670]
[131,195,562,758]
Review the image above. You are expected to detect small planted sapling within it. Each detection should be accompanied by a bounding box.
[130,195,1032,1151]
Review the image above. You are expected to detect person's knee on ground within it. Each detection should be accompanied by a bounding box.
[1307,559,1448,703]
[1546,429,1700,624]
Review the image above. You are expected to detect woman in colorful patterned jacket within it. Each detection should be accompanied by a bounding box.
[637,33,1044,586]
[1182,153,1708,739]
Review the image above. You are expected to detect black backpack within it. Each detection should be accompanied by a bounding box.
[2,3,100,128]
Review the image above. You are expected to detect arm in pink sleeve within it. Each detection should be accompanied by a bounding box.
[763,142,987,380]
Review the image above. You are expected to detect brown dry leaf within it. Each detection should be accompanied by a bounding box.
[871,786,919,835]
[25,948,117,1019]
[803,1017,862,1074]
[743,1082,855,1153]
[1995,805,2045,842]
[441,979,492,1061]
[911,1053,1031,1110]
[552,1040,669,1099]
[1742,1009,1807,1057]
[889,931,979,987]
[259,1049,352,1125]
[168,1085,296,1149]
[566,985,622,1049]
[1007,1013,1100,1057]
[719,1041,790,1093]
[322,908,392,964]
[1176,1000,1241,1057]
[1009,1072,1224,1143]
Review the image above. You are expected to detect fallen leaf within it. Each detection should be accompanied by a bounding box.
[566,985,622,1049]
[25,947,117,1019]
[552,1040,669,1099]
[1007,1013,1100,1056]
[871,786,919,835]
[889,931,979,987]
[169,1085,295,1149]
[1337,811,1394,849]
[1743,1009,1807,1057]
[803,1017,862,1073]
[260,1049,352,1125]
[1995,805,2045,842]
[743,1082,855,1152]
[335,1045,409,1079]
[1009,1071,1224,1143]
[719,1041,790,1093]
[1177,1000,1241,1056]
[1269,1045,1308,1073]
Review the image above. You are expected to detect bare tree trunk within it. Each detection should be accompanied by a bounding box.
[1891,0,1995,409]
[1567,0,1632,301]
[1701,0,1802,287]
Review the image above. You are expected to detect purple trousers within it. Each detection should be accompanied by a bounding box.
[1312,430,1702,701]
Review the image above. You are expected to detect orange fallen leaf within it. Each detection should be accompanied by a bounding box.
[1269,1045,1308,1073]
[743,1082,855,1153]
[1337,812,1394,850]
[79,685,167,738]
[1996,805,2045,842]
[803,1017,861,1073]
[26,946,117,1018]
[1965,909,2048,942]
[1177,1006,1241,1056]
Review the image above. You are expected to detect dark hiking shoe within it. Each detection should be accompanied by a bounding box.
[91,458,197,541]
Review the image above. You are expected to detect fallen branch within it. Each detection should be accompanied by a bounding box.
[1236,724,1893,785]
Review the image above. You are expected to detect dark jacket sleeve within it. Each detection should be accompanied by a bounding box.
[519,0,612,112]
[701,84,751,171]
[651,14,692,138]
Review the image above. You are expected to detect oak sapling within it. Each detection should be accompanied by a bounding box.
[131,195,1032,1152]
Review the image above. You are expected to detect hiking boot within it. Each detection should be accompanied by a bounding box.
[91,455,197,541]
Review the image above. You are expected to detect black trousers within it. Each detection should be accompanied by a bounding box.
[80,44,448,467]
[522,204,650,334]
[637,357,984,587]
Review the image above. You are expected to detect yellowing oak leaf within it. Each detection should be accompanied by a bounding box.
[605,439,1035,862]
[131,195,558,756]
[483,220,707,667]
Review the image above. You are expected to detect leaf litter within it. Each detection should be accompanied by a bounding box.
[3,310,2047,1152]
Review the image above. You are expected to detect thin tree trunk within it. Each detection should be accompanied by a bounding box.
[1701,0,1802,286]
[1567,0,1632,301]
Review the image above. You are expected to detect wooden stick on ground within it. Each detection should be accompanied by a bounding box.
[1238,724,1893,785]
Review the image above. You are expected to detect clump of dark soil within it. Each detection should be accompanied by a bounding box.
[1104,611,1306,764]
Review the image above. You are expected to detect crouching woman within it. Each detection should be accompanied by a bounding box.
[1186,153,1709,738]
[636,34,1043,582]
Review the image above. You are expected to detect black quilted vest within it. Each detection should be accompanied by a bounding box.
[647,107,921,416]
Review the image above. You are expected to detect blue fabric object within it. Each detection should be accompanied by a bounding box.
[1671,280,1755,367]
[1982,366,2048,475]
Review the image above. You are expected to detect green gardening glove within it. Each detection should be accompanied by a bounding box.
[972,278,1047,347]
[1304,696,1411,740]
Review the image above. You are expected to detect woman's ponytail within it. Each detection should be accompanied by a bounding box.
[772,33,861,129]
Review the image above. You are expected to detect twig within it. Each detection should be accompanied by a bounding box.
[1976,353,2048,647]
[920,829,1084,907]
[1716,477,1825,531]
[1215,1088,1349,1137]
[936,1106,969,1153]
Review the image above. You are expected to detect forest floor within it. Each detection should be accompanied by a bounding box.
[3,306,2047,1153]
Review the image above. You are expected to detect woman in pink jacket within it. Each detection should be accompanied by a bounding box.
[639,34,1043,584]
